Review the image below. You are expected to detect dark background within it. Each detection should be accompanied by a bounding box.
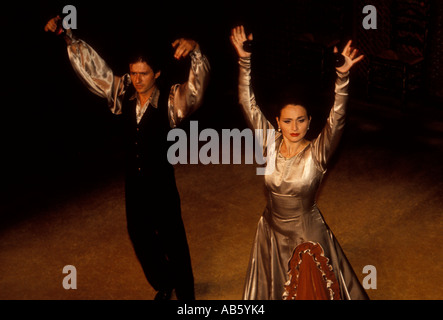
[1,0,442,221]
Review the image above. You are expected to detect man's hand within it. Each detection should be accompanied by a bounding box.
[172,38,198,60]
[44,16,61,33]
[230,25,253,58]
[335,40,365,74]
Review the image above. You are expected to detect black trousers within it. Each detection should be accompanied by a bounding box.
[124,173,195,300]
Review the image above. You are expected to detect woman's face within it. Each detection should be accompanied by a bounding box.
[276,104,311,143]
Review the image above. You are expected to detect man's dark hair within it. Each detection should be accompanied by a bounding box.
[128,48,164,74]
[126,32,170,74]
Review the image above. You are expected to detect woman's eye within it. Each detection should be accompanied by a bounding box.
[283,120,291,124]
[298,119,305,123]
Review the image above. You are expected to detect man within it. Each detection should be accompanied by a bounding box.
[44,15,210,300]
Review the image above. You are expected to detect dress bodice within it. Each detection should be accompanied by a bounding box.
[265,141,324,215]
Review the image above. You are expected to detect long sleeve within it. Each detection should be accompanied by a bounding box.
[65,30,129,115]
[238,57,274,132]
[311,71,349,172]
[168,46,210,128]
[238,57,276,155]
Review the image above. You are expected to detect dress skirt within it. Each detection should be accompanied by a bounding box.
[243,192,369,300]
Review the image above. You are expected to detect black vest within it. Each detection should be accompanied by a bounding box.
[121,86,176,190]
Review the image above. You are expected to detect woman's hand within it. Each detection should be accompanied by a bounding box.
[172,38,198,60]
[335,40,364,73]
[230,25,253,58]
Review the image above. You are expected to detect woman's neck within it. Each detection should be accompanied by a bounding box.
[280,138,308,158]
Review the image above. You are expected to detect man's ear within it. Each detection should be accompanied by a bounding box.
[155,71,161,79]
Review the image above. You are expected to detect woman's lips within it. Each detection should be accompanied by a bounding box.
[290,133,300,137]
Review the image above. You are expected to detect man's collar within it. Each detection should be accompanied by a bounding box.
[129,86,160,108]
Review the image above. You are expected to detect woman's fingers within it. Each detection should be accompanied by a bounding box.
[353,54,365,64]
[340,40,352,57]
[232,25,247,43]
[349,48,358,60]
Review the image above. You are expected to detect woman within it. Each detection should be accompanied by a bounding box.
[230,26,368,300]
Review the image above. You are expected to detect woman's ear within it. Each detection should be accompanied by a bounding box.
[276,116,281,131]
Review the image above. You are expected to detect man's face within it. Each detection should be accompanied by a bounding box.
[129,62,160,95]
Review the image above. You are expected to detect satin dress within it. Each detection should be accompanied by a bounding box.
[238,57,368,300]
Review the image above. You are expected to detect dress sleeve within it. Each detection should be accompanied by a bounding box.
[238,57,276,155]
[238,57,274,132]
[65,29,129,115]
[311,71,349,172]
[168,45,211,128]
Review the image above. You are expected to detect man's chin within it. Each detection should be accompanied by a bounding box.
[134,86,145,93]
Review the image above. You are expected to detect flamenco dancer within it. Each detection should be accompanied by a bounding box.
[230,26,368,300]
[44,16,210,300]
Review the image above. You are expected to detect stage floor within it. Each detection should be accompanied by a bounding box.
[1,97,442,300]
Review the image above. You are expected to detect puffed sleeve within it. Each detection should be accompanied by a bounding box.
[65,29,129,115]
[168,45,210,128]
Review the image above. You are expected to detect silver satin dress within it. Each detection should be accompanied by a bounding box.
[238,57,368,300]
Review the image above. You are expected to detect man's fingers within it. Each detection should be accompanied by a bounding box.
[45,22,56,32]
[44,16,61,32]
[174,45,190,59]
[174,46,184,59]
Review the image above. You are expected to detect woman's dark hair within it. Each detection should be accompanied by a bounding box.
[272,84,313,119]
